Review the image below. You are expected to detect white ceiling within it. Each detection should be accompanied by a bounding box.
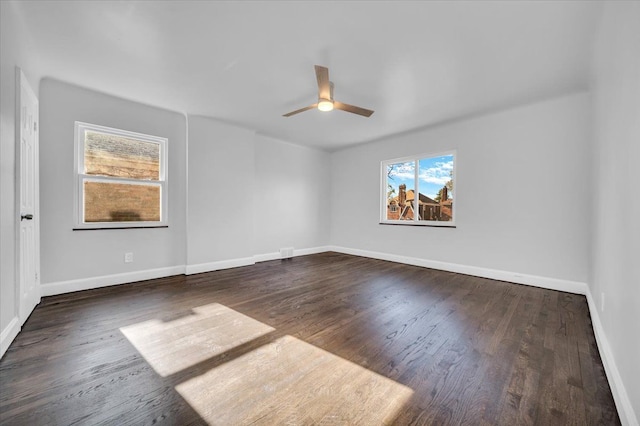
[14,1,601,151]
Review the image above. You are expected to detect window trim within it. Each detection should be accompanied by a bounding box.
[73,121,168,230]
[380,150,456,227]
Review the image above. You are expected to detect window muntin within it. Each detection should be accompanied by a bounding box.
[381,151,455,226]
[74,122,167,229]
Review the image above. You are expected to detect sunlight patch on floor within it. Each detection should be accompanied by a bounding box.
[175,335,414,425]
[120,303,274,377]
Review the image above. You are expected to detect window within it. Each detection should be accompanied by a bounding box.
[74,122,168,229]
[381,151,455,226]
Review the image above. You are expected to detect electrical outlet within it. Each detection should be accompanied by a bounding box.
[124,252,134,263]
[601,292,605,312]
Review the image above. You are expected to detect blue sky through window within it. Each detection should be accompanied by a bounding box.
[387,155,453,200]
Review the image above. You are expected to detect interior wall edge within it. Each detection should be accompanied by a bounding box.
[328,245,588,295]
[0,316,21,359]
[39,265,186,297]
[37,244,588,302]
[37,246,334,297]
[586,290,639,426]
[186,246,333,275]
[291,246,332,258]
[253,246,332,264]
[185,257,256,276]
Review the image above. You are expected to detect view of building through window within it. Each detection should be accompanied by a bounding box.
[83,131,161,223]
[384,153,454,224]
[83,181,161,222]
[75,122,166,228]
[85,131,160,180]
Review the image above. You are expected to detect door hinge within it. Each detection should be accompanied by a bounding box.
[35,272,38,280]
[34,122,37,132]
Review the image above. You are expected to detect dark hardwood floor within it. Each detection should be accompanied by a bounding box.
[0,253,619,425]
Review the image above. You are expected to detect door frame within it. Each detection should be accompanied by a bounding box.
[15,67,41,324]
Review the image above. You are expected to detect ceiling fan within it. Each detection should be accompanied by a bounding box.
[283,65,374,118]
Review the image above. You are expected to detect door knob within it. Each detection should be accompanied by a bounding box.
[21,214,33,221]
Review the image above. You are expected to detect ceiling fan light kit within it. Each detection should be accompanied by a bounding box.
[317,99,334,112]
[283,65,374,118]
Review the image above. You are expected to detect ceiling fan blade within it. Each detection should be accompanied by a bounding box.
[282,104,318,117]
[334,101,374,117]
[315,65,331,100]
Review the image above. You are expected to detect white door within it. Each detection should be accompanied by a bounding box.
[17,68,40,323]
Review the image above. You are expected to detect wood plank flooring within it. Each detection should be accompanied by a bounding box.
[0,252,619,425]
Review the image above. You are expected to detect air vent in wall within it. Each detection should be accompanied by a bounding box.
[280,247,294,259]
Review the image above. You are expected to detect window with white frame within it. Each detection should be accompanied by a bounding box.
[74,122,168,229]
[381,151,455,226]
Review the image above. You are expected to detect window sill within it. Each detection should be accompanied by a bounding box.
[73,225,169,231]
[379,222,456,228]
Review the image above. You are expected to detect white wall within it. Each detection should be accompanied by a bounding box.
[0,2,42,355]
[590,2,640,424]
[33,87,332,287]
[186,116,255,269]
[39,79,187,291]
[172,113,333,272]
[331,93,591,284]
[185,125,331,272]
[253,134,331,256]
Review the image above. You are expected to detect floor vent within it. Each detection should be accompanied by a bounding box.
[280,247,294,259]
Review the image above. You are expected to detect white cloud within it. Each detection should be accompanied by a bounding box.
[387,159,453,190]
[390,171,414,180]
[418,160,453,185]
[387,162,415,181]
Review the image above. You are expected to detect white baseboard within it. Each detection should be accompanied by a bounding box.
[293,246,332,257]
[1,316,21,359]
[253,252,279,263]
[328,245,588,295]
[185,256,255,275]
[188,246,333,274]
[40,247,333,296]
[586,290,639,426]
[40,265,186,297]
[253,246,332,263]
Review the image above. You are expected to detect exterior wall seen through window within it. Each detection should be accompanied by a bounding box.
[74,122,168,229]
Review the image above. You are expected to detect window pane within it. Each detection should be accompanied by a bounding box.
[417,154,454,222]
[386,161,415,221]
[85,131,160,180]
[84,181,161,222]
